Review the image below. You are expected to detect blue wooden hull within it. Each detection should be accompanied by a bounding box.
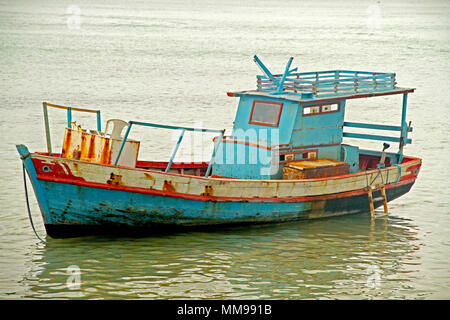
[39,179,413,238]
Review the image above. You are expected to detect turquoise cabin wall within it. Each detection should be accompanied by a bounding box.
[232,95,297,145]
[213,95,296,179]
[212,97,349,179]
[213,142,274,179]
[291,100,345,149]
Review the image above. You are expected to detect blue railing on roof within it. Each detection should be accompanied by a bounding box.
[254,56,396,98]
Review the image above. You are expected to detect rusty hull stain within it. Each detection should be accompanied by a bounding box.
[107,172,123,185]
[163,180,176,193]
[202,185,214,196]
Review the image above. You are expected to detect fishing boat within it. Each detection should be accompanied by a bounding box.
[17,56,421,238]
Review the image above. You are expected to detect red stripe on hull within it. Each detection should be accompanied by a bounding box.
[35,173,417,203]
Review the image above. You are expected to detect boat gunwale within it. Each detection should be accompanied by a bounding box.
[32,151,422,184]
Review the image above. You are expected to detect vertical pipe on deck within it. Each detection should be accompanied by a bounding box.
[398,93,408,163]
[114,123,132,165]
[42,102,52,155]
[165,129,185,173]
[205,130,225,177]
[67,106,72,128]
[96,110,102,132]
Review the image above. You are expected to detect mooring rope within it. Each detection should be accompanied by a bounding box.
[22,163,46,244]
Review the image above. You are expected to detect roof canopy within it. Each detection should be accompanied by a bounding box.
[228,56,415,103]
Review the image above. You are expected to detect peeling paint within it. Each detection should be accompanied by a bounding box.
[202,185,214,196]
[107,172,123,185]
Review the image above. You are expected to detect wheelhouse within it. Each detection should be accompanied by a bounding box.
[211,56,414,179]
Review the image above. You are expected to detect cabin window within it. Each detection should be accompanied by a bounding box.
[322,104,339,112]
[249,100,283,127]
[303,103,340,116]
[278,149,318,163]
[303,106,320,115]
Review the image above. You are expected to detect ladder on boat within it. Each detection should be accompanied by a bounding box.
[367,184,388,217]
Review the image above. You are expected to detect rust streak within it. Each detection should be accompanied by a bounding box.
[163,180,176,193]
[87,134,96,161]
[61,129,72,158]
[80,132,87,156]
[99,137,111,164]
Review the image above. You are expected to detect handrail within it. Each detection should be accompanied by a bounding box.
[42,102,102,155]
[129,120,223,133]
[45,102,100,114]
[114,120,225,177]
[343,121,413,144]
[344,121,413,132]
[255,63,396,98]
[342,132,411,144]
[343,105,413,163]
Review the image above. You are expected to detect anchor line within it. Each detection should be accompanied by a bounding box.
[22,163,46,244]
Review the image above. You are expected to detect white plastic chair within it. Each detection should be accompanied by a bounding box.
[105,119,129,140]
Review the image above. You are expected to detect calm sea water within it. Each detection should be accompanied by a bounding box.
[0,0,449,299]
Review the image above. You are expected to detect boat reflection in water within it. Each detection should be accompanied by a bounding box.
[22,213,422,299]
